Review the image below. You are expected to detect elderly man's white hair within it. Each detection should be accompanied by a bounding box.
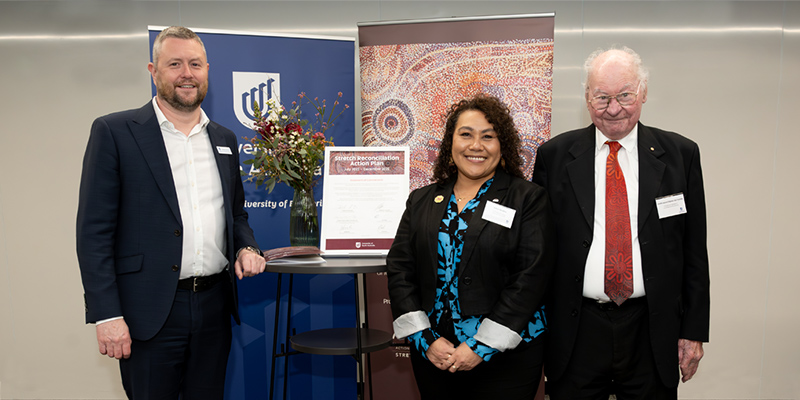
[583,46,650,94]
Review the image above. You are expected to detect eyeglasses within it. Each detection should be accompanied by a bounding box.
[589,85,640,111]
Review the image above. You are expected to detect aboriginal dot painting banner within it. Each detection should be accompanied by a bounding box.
[359,13,554,189]
[150,27,356,400]
[358,14,553,400]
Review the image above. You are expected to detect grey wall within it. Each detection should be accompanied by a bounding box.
[1,1,798,399]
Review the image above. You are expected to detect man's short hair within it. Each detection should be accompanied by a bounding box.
[152,26,207,67]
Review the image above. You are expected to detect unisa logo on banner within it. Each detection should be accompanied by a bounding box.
[232,71,280,129]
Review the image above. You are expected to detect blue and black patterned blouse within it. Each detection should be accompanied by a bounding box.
[408,177,547,362]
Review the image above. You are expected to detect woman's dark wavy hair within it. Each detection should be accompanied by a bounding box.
[432,94,524,184]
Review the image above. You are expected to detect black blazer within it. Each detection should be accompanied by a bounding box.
[532,123,710,386]
[387,169,555,336]
[76,102,259,340]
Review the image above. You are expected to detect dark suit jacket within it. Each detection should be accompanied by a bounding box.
[532,123,710,386]
[76,102,259,341]
[387,169,555,336]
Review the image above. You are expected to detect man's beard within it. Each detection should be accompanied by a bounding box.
[157,80,207,112]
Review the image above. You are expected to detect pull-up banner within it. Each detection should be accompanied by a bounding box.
[358,13,554,400]
[150,26,356,400]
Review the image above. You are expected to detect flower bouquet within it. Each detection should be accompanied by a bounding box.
[243,92,347,247]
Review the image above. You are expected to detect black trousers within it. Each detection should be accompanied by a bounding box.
[410,337,544,400]
[119,280,233,400]
[547,297,676,400]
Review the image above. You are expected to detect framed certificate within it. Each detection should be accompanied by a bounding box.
[320,146,410,256]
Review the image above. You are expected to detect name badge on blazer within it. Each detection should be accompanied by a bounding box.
[216,146,232,155]
[482,201,515,229]
[656,192,687,219]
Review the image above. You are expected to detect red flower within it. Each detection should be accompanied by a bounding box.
[257,121,277,139]
[285,123,303,134]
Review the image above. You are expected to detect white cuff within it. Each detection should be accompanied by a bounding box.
[96,316,124,325]
[474,318,522,352]
[392,311,430,339]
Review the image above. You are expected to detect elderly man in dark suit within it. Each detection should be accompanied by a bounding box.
[532,46,709,399]
[77,26,265,399]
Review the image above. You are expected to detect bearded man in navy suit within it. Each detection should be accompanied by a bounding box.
[532,47,710,399]
[77,26,266,399]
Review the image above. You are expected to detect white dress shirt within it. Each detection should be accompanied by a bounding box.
[582,126,646,301]
[153,97,228,280]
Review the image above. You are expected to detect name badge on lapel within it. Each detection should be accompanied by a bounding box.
[216,146,232,155]
[655,192,687,219]
[482,201,516,229]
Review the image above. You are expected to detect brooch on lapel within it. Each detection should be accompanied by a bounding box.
[434,195,444,203]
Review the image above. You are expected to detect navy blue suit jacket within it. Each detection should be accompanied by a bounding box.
[77,102,258,341]
[532,123,710,386]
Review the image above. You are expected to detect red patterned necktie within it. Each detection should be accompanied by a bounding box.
[605,141,633,305]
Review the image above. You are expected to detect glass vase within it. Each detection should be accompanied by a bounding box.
[289,186,320,247]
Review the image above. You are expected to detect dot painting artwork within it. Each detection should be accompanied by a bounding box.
[361,38,553,189]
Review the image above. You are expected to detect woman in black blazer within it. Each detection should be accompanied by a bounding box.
[387,94,556,399]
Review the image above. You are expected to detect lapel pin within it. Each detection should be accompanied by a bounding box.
[650,147,655,151]
[434,195,444,203]
[492,198,499,202]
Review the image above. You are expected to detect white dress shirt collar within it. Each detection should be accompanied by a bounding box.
[595,123,639,154]
[151,96,210,134]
